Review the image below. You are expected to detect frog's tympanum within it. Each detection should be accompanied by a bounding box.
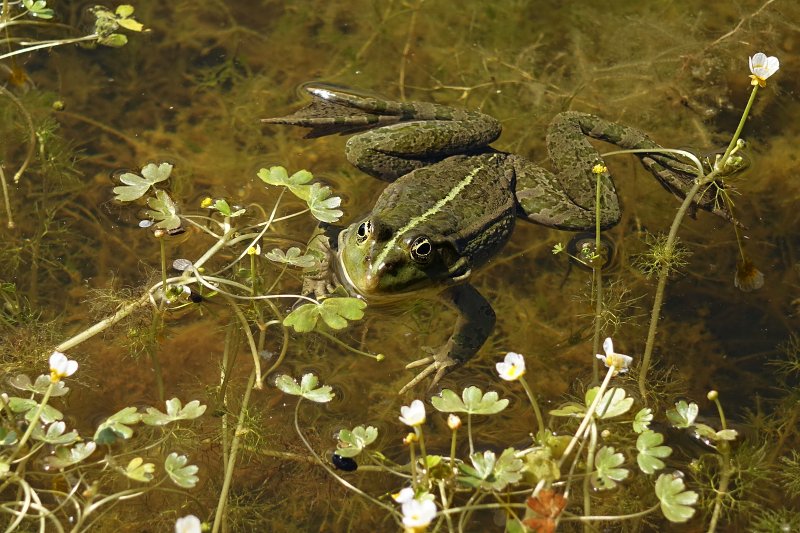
[265,84,724,393]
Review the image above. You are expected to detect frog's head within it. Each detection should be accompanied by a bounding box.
[337,215,469,297]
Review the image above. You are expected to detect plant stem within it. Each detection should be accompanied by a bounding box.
[558,366,615,468]
[212,370,255,533]
[9,382,54,462]
[519,378,545,441]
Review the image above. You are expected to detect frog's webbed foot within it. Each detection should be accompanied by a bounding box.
[398,344,457,395]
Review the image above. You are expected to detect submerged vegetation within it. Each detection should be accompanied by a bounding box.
[1,0,799,531]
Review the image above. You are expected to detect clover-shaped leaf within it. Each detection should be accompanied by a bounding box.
[142,398,207,426]
[693,423,738,443]
[666,401,698,428]
[633,407,653,434]
[23,0,54,19]
[7,397,63,424]
[283,297,366,332]
[94,406,141,444]
[9,374,70,397]
[31,421,79,446]
[165,453,199,488]
[43,441,97,469]
[145,189,181,230]
[336,425,378,458]
[113,163,172,202]
[655,473,698,523]
[592,446,628,490]
[548,403,585,418]
[459,448,522,491]
[306,182,343,223]
[0,428,18,447]
[114,4,144,32]
[586,387,633,419]
[257,166,314,200]
[210,199,246,217]
[636,430,672,474]
[431,386,509,415]
[275,373,334,403]
[266,247,318,269]
[124,457,155,482]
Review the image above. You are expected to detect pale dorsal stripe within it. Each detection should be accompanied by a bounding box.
[374,160,488,268]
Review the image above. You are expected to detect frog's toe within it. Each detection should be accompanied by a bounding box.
[399,352,456,394]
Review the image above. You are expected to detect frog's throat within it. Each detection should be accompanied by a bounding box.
[372,156,497,270]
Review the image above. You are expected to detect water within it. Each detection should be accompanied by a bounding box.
[1,0,798,531]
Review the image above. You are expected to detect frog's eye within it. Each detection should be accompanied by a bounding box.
[410,236,432,263]
[355,220,373,245]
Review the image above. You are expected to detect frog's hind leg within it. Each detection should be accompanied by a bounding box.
[345,116,500,181]
[511,154,619,231]
[548,112,723,217]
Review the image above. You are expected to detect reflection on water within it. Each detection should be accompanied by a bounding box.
[1,0,798,530]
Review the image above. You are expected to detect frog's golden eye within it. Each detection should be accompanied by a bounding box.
[410,236,432,263]
[355,220,373,245]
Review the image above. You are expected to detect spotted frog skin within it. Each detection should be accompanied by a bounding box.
[265,84,722,393]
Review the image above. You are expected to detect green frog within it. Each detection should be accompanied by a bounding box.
[265,83,724,393]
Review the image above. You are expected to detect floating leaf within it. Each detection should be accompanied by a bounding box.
[431,386,509,415]
[693,423,738,443]
[94,406,141,444]
[124,457,155,482]
[257,166,314,200]
[145,189,181,230]
[459,448,523,491]
[164,453,199,488]
[655,473,698,523]
[275,373,334,403]
[633,407,653,434]
[44,441,97,469]
[666,401,698,428]
[636,430,672,474]
[548,403,585,418]
[0,428,18,447]
[586,387,633,419]
[283,297,366,332]
[141,398,207,426]
[22,0,54,19]
[7,397,63,424]
[112,163,172,202]
[31,421,79,446]
[306,182,343,223]
[336,425,378,458]
[211,199,245,217]
[9,374,70,397]
[266,247,318,269]
[592,446,628,490]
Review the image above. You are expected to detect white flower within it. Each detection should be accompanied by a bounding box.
[49,351,78,383]
[399,399,426,427]
[748,52,779,87]
[393,487,415,504]
[402,498,437,530]
[175,514,202,533]
[596,337,632,375]
[496,352,526,381]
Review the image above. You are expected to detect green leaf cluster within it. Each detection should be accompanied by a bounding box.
[336,425,378,458]
[113,163,172,202]
[283,297,366,332]
[459,448,523,491]
[431,386,509,415]
[275,373,334,403]
[257,166,342,222]
[655,473,698,522]
[266,247,317,269]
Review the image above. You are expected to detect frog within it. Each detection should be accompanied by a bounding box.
[264,83,726,393]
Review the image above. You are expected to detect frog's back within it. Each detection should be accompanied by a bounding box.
[372,153,516,269]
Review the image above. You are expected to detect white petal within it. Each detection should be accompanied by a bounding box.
[49,351,67,369]
[602,337,614,356]
[765,56,780,76]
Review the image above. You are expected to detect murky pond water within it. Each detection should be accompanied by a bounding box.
[1,0,798,531]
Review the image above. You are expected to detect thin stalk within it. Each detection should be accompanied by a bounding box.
[582,422,598,533]
[0,165,14,229]
[0,85,35,186]
[519,378,545,441]
[212,370,256,533]
[591,167,604,384]
[9,382,53,462]
[558,366,615,468]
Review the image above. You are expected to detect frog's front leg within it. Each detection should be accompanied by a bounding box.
[398,283,495,394]
[301,225,342,298]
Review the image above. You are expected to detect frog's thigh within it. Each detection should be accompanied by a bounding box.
[512,156,617,231]
[545,112,621,217]
[345,118,499,181]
